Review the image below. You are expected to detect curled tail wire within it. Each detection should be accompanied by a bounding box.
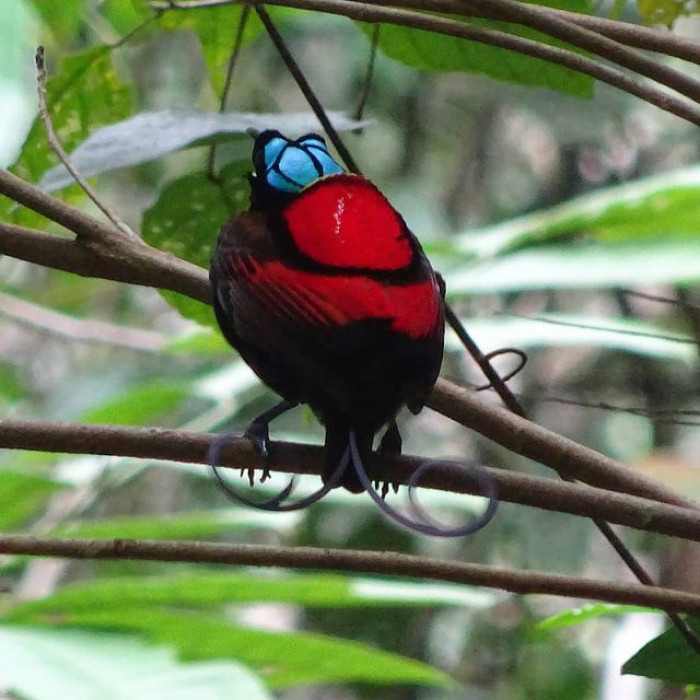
[348,431,499,537]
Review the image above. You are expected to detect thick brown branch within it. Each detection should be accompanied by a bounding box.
[0,217,693,510]
[2,535,700,613]
[0,169,119,243]
[0,222,210,305]
[429,379,695,508]
[1,419,699,541]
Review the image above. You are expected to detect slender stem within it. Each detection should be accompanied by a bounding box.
[35,47,136,238]
[2,536,700,613]
[255,5,362,174]
[207,5,250,179]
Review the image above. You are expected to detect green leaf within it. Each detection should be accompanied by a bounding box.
[80,379,191,426]
[3,46,133,225]
[53,509,300,540]
[165,329,230,356]
[10,572,493,617]
[29,609,450,688]
[538,604,658,631]
[101,0,153,35]
[0,363,24,402]
[455,165,700,259]
[30,0,85,43]
[0,472,65,530]
[623,616,700,684]
[369,0,593,97]
[446,241,700,294]
[0,625,271,700]
[142,162,249,327]
[160,5,264,95]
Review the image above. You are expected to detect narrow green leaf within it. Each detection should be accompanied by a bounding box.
[538,604,658,631]
[455,165,700,259]
[0,472,64,530]
[0,625,271,700]
[446,241,700,294]
[79,379,191,426]
[10,572,493,617]
[52,509,300,541]
[623,616,700,684]
[34,609,450,688]
[449,314,697,363]
[165,329,230,356]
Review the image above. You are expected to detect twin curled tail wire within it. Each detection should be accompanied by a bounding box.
[207,434,347,511]
[348,431,499,538]
[206,430,499,537]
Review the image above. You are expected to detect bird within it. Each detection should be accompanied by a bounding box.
[209,130,445,493]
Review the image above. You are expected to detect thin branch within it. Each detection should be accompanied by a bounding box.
[34,47,136,239]
[207,5,250,180]
[0,222,209,304]
[428,379,696,508]
[1,419,700,541]
[1,535,700,613]
[0,292,166,352]
[395,0,700,104]
[255,5,362,174]
[152,0,700,128]
[0,168,118,243]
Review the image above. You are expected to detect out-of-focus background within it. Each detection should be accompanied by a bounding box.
[1,0,700,697]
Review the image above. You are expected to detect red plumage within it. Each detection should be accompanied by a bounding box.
[211,170,444,491]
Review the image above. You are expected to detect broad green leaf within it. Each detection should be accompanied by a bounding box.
[0,625,271,700]
[455,165,700,259]
[142,162,249,327]
[39,109,369,191]
[446,240,700,294]
[369,0,593,97]
[80,379,191,426]
[0,472,64,530]
[3,47,133,225]
[449,314,698,363]
[160,4,264,95]
[623,616,700,684]
[538,604,658,631]
[30,609,450,688]
[53,509,300,540]
[10,572,493,617]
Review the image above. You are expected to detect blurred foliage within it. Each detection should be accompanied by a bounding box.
[1,0,700,697]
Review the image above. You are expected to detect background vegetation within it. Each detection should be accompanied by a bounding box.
[1,0,700,697]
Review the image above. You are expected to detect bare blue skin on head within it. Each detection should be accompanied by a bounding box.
[263,135,343,192]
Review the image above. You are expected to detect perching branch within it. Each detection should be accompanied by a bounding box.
[1,535,700,614]
[1,418,699,543]
[0,182,694,512]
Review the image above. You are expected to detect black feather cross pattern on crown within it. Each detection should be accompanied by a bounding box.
[208,129,499,537]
